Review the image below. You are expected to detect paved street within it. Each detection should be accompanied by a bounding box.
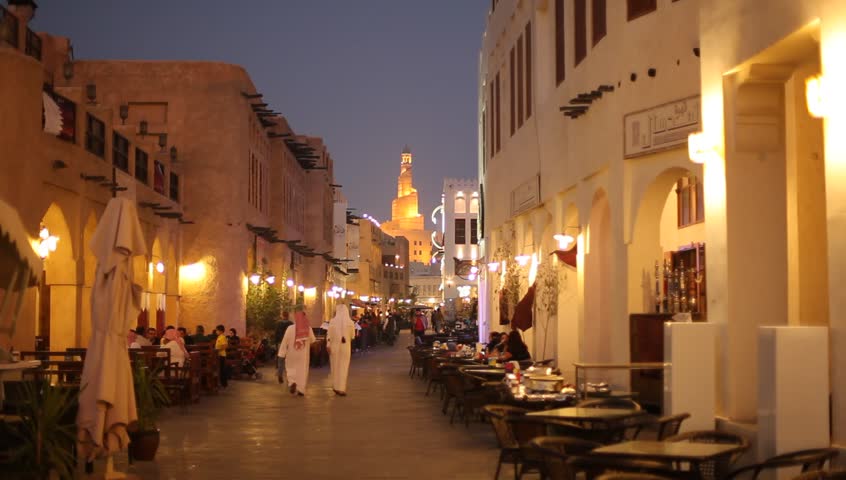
[110,334,497,480]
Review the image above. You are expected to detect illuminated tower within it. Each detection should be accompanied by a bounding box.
[389,146,424,230]
[382,146,432,264]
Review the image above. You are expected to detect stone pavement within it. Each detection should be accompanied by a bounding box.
[103,333,499,480]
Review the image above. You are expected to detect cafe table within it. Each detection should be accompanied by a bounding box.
[525,407,645,422]
[589,440,746,477]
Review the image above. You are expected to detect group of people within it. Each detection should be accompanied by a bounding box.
[484,329,531,362]
[275,305,357,397]
[126,323,243,389]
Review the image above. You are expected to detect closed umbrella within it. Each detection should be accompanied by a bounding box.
[511,283,536,332]
[77,197,147,465]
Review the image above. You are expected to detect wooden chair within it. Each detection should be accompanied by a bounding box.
[654,413,690,440]
[407,346,425,378]
[567,457,693,480]
[792,470,846,480]
[577,398,642,411]
[482,405,529,480]
[443,372,488,427]
[531,436,602,480]
[188,343,218,394]
[726,448,839,480]
[666,430,749,480]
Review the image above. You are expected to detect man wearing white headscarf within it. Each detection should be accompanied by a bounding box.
[327,304,356,396]
[278,310,315,396]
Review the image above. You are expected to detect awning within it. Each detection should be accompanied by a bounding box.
[553,245,577,268]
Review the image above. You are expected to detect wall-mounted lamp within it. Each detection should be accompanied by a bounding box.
[169,146,178,162]
[298,285,305,292]
[265,272,276,285]
[85,84,97,104]
[487,262,500,272]
[156,261,165,274]
[687,131,718,164]
[553,227,580,251]
[286,278,295,287]
[119,104,129,124]
[249,273,262,285]
[806,74,826,118]
[158,134,167,152]
[515,255,531,267]
[62,60,74,81]
[139,120,148,137]
[37,225,59,259]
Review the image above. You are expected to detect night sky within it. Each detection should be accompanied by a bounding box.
[32,0,487,226]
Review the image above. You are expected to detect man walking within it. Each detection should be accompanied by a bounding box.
[274,311,293,384]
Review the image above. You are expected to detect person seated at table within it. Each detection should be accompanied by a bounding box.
[501,329,531,362]
[178,327,194,346]
[228,328,241,346]
[485,332,502,355]
[147,327,161,346]
[162,328,188,367]
[130,326,151,348]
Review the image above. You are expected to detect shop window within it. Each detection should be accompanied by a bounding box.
[135,148,148,184]
[677,176,704,227]
[112,132,129,172]
[574,0,587,66]
[555,0,565,85]
[627,0,657,21]
[85,113,105,158]
[455,218,466,245]
[592,0,606,46]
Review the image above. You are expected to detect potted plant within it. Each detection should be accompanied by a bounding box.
[128,359,169,462]
[5,379,80,479]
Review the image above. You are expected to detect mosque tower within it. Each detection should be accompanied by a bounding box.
[382,146,432,264]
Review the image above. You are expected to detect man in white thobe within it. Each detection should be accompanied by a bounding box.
[327,304,356,396]
[278,311,315,396]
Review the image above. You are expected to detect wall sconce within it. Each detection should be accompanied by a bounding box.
[62,60,74,81]
[487,262,500,272]
[158,134,167,152]
[298,285,305,292]
[85,84,97,104]
[286,278,295,287]
[249,273,262,285]
[169,146,178,162]
[806,74,826,118]
[687,131,718,164]
[515,255,531,267]
[264,272,276,284]
[553,227,580,251]
[156,261,165,274]
[37,225,59,259]
[139,120,148,137]
[119,104,129,124]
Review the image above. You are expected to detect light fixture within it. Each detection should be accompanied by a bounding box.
[119,104,129,124]
[360,295,370,302]
[687,131,716,164]
[554,227,580,251]
[515,255,531,267]
[806,74,826,118]
[298,285,305,292]
[487,262,500,272]
[139,120,148,137]
[37,225,59,259]
[154,261,165,274]
[158,134,168,152]
[286,278,294,287]
[265,273,276,284]
[170,146,178,162]
[62,60,74,81]
[249,273,262,285]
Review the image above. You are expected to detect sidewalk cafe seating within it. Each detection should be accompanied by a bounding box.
[726,448,839,480]
[664,430,749,480]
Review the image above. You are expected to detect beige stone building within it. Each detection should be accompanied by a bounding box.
[0,2,340,356]
[479,0,844,459]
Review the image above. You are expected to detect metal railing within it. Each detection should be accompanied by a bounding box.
[0,5,19,48]
[25,27,40,61]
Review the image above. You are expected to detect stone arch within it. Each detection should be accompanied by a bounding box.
[627,166,699,313]
[38,202,76,350]
[583,188,612,364]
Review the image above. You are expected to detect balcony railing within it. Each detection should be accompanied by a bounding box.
[25,27,40,61]
[0,5,19,48]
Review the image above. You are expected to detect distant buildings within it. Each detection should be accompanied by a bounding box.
[381,147,434,265]
[438,178,480,318]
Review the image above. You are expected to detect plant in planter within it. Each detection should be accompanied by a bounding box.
[129,359,169,462]
[6,379,80,480]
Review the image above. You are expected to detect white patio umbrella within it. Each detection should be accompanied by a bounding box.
[77,197,147,466]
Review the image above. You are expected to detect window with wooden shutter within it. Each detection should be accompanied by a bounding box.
[525,22,533,119]
[592,0,606,46]
[627,0,657,21]
[555,0,565,85]
[575,0,587,66]
[510,47,516,136]
[517,35,524,128]
[495,72,501,153]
